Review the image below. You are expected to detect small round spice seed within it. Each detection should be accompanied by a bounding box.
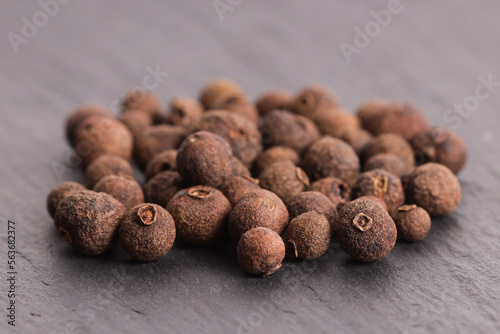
[283,211,331,260]
[254,146,300,176]
[164,97,203,130]
[258,160,310,204]
[144,149,177,180]
[289,85,340,120]
[121,90,162,123]
[255,89,291,116]
[199,78,244,110]
[93,175,144,211]
[118,109,153,138]
[308,177,351,209]
[393,204,431,242]
[65,104,110,145]
[363,153,413,178]
[84,154,134,189]
[54,191,125,256]
[119,204,176,261]
[143,171,184,208]
[167,186,232,245]
[237,227,285,277]
[228,189,289,241]
[46,181,87,218]
[361,133,415,166]
[218,175,261,207]
[314,109,361,138]
[176,131,233,187]
[334,197,397,262]
[288,191,337,230]
[404,163,461,216]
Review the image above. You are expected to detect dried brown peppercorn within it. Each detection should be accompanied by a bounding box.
[255,89,291,116]
[361,133,415,166]
[404,163,461,216]
[197,110,262,168]
[260,110,320,154]
[121,90,162,123]
[254,146,300,176]
[353,196,389,212]
[84,154,134,189]
[338,127,373,156]
[144,149,177,180]
[176,131,233,187]
[214,95,259,124]
[315,109,361,138]
[258,160,310,204]
[164,97,203,131]
[54,191,125,255]
[231,157,252,178]
[283,211,331,260]
[167,186,231,245]
[352,169,405,216]
[363,153,414,178]
[133,125,189,170]
[228,189,289,241]
[143,171,184,208]
[218,175,261,207]
[287,191,337,229]
[73,116,133,168]
[65,104,110,145]
[93,175,144,210]
[357,100,430,141]
[302,136,360,186]
[308,177,351,209]
[411,127,467,174]
[46,181,87,218]
[334,197,397,262]
[118,109,153,137]
[289,85,340,120]
[119,204,176,261]
[199,78,244,110]
[237,227,285,276]
[393,204,431,242]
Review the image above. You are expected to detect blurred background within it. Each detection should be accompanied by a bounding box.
[1,1,499,333]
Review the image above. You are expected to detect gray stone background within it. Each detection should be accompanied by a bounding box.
[1,0,499,333]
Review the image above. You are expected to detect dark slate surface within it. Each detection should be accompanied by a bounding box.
[1,1,499,333]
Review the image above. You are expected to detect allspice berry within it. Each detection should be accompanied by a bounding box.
[404,163,461,216]
[283,211,331,260]
[143,171,184,207]
[362,133,415,166]
[65,104,110,145]
[302,136,360,186]
[167,186,231,245]
[121,90,162,123]
[199,78,244,110]
[255,89,291,116]
[393,204,431,242]
[93,175,144,210]
[133,125,189,170]
[308,177,351,209]
[315,109,361,138]
[352,169,405,216]
[73,116,133,168]
[84,154,134,189]
[254,146,300,176]
[164,97,203,131]
[218,175,261,207]
[354,196,389,212]
[339,127,373,155]
[47,181,86,218]
[228,189,289,241]
[289,85,339,120]
[176,131,233,187]
[231,157,252,178]
[287,192,337,229]
[197,110,262,168]
[260,110,320,154]
[237,227,285,276]
[54,191,125,255]
[119,204,176,261]
[258,160,310,204]
[363,153,413,178]
[334,197,397,262]
[118,109,153,137]
[357,100,430,141]
[411,127,467,174]
[144,149,177,180]
[214,95,259,124]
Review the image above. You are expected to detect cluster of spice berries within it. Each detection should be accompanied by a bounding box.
[47,79,466,276]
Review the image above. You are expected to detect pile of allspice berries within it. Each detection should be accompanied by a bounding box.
[47,79,466,276]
